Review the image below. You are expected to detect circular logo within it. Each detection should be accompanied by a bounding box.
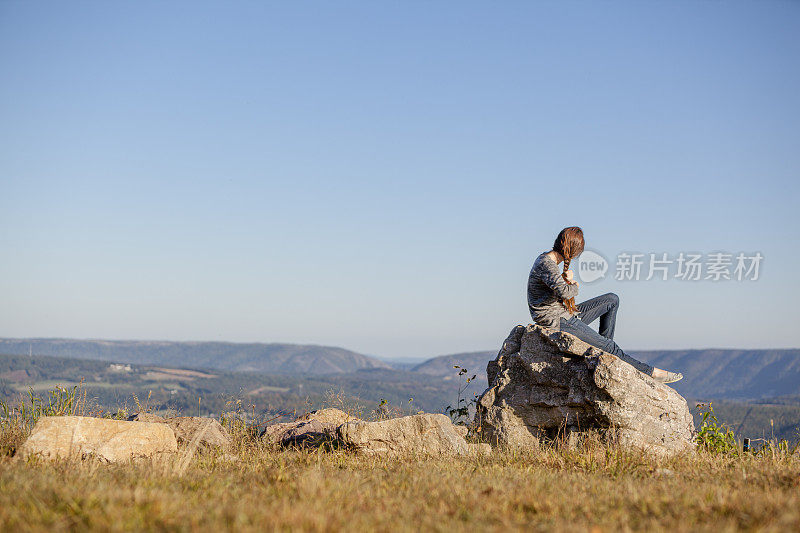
[577,250,608,283]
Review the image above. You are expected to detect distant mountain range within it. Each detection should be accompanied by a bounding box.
[412,351,494,381]
[631,349,800,401]
[1,338,799,403]
[0,338,390,376]
[2,338,800,441]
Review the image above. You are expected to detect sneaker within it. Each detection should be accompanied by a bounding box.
[658,371,683,384]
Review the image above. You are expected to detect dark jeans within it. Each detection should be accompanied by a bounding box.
[558,292,654,376]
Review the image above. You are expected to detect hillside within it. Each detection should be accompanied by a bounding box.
[411,351,494,381]
[3,350,800,441]
[690,400,800,442]
[0,352,460,417]
[3,336,800,442]
[0,338,390,376]
[630,348,800,400]
[10,337,799,405]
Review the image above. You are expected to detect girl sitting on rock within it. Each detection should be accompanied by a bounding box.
[527,226,682,384]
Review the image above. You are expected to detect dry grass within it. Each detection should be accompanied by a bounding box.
[1,425,799,532]
[2,387,799,531]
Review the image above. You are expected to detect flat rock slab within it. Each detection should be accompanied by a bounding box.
[18,416,178,462]
[336,413,477,456]
[475,324,696,456]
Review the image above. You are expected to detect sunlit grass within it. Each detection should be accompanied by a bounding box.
[2,388,799,531]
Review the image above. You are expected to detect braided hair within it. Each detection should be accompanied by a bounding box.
[552,227,585,314]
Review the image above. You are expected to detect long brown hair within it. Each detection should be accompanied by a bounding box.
[552,226,585,314]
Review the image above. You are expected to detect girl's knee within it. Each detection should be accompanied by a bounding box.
[605,292,619,306]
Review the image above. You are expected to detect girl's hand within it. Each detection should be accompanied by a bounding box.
[565,269,574,282]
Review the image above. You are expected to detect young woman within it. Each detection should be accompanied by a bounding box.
[527,226,682,384]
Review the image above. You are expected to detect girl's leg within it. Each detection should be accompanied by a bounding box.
[576,292,619,340]
[559,316,654,376]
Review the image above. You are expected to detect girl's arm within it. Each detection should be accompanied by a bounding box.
[538,260,579,300]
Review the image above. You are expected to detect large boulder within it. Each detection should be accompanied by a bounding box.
[336,413,484,456]
[128,413,231,450]
[475,324,696,456]
[17,416,178,462]
[261,408,356,448]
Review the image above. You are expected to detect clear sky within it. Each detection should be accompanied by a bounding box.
[1,1,798,361]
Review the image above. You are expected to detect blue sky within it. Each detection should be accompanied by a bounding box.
[1,1,798,360]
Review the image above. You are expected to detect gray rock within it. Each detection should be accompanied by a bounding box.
[336,413,478,456]
[474,324,696,456]
[263,410,488,456]
[261,408,357,448]
[17,416,177,462]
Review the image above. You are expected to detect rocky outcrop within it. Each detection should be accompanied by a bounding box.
[261,408,356,448]
[337,413,488,457]
[475,325,696,456]
[18,416,177,462]
[128,413,231,450]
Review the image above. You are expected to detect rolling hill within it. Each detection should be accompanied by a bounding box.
[630,348,800,401]
[411,351,494,382]
[0,352,461,418]
[2,342,800,441]
[7,335,798,404]
[0,338,390,376]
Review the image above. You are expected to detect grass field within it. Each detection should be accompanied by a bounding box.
[2,428,800,530]
[2,437,799,531]
[2,386,800,532]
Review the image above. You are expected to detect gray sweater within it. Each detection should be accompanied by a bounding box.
[527,252,580,329]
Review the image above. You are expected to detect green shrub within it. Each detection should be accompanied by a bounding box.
[0,383,89,456]
[696,402,738,454]
[445,366,477,426]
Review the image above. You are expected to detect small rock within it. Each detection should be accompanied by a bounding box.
[336,413,473,456]
[261,408,358,448]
